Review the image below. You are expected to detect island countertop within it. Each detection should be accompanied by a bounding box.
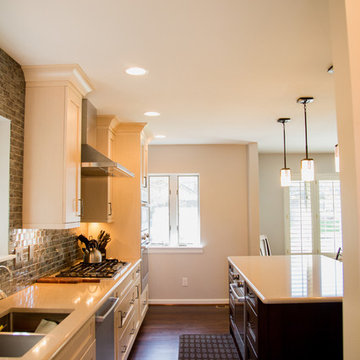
[228,255,343,304]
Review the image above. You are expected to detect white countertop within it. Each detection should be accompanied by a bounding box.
[228,255,343,304]
[0,259,140,360]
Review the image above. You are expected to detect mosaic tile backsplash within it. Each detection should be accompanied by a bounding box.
[0,49,81,296]
[1,229,81,295]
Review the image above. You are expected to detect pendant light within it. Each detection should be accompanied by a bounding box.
[297,97,315,181]
[278,118,291,187]
[335,144,340,172]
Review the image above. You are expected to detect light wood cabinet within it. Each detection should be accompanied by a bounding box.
[140,132,149,203]
[81,115,120,223]
[140,284,149,321]
[22,65,93,229]
[52,317,95,360]
[113,263,145,360]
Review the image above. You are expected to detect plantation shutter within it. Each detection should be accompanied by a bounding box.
[289,181,313,254]
[318,180,342,254]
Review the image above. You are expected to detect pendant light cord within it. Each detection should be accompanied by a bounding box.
[282,122,287,168]
[304,103,309,159]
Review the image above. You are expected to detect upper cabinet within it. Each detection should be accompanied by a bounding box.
[22,65,93,229]
[140,132,149,203]
[81,115,120,223]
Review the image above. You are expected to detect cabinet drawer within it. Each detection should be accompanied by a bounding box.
[245,336,258,360]
[245,283,258,314]
[114,264,141,298]
[52,316,95,360]
[117,311,136,360]
[245,301,258,354]
[116,286,137,332]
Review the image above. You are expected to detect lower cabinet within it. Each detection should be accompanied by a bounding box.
[113,262,148,360]
[140,284,149,320]
[229,263,343,360]
[80,340,96,360]
[52,317,95,360]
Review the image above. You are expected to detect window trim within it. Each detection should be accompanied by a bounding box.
[148,173,201,248]
[148,246,204,254]
[284,173,341,256]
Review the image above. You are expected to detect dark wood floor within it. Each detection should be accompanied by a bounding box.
[128,305,230,360]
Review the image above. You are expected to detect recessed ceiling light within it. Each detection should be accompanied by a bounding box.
[125,67,148,76]
[154,134,166,139]
[144,111,160,117]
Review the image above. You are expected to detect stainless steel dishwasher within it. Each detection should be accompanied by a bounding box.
[95,297,119,360]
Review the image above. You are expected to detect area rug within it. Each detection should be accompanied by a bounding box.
[178,334,240,360]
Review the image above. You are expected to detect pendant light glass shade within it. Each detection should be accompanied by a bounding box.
[280,168,291,187]
[335,144,340,172]
[301,158,315,181]
[297,97,315,182]
[278,118,291,187]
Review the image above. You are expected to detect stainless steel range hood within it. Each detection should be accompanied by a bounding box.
[81,99,134,178]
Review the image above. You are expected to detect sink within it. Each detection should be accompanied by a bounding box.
[0,310,70,333]
[0,310,71,357]
[0,333,45,357]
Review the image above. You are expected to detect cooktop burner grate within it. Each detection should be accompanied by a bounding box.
[56,259,129,278]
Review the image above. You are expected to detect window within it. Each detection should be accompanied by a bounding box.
[149,174,200,247]
[285,176,342,255]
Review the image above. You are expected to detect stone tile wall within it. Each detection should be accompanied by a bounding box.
[0,48,81,296]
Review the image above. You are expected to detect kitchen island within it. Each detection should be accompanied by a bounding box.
[228,255,343,360]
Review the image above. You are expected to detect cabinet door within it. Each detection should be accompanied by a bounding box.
[64,86,82,224]
[140,132,148,189]
[79,340,96,360]
[140,284,149,320]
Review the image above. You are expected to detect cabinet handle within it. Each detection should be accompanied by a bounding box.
[108,202,112,216]
[118,311,127,328]
[229,283,245,303]
[121,345,127,353]
[77,198,83,217]
[144,176,147,188]
[130,328,136,335]
[136,285,139,299]
[143,300,147,305]
[130,299,135,305]
[229,270,240,280]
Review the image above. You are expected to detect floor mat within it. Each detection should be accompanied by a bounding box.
[178,334,240,360]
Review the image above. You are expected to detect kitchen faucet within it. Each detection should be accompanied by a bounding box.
[0,265,12,300]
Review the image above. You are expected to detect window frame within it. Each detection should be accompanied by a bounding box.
[148,173,201,249]
[284,173,341,256]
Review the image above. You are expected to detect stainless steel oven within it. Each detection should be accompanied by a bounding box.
[229,264,245,360]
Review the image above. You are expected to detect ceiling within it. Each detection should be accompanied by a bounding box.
[0,0,336,152]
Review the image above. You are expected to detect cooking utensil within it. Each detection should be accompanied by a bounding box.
[77,234,91,251]
[89,239,99,249]
[84,247,102,264]
[37,277,100,284]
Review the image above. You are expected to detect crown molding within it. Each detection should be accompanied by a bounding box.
[115,122,147,134]
[22,64,94,97]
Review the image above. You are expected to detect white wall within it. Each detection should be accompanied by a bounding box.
[259,153,336,255]
[329,0,360,357]
[148,144,249,303]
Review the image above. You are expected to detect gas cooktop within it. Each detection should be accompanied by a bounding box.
[56,259,129,279]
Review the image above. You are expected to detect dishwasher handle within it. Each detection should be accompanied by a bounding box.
[230,283,245,302]
[95,297,119,323]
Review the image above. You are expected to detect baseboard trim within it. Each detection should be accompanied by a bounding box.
[149,298,229,305]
